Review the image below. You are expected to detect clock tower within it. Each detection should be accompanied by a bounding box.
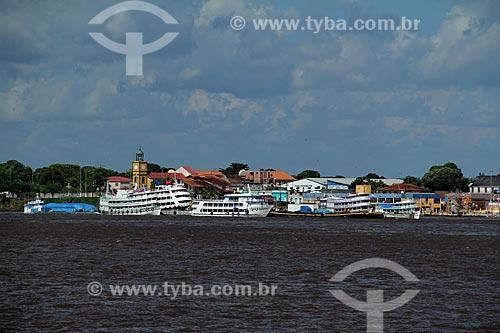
[132,147,148,189]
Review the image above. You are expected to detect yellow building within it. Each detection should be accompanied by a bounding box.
[132,148,148,189]
[356,184,372,194]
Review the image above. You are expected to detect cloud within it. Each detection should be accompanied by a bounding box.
[0,0,498,177]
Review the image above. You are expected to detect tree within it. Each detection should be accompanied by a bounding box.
[295,170,320,179]
[194,185,220,199]
[349,177,386,190]
[147,163,166,173]
[0,160,34,195]
[403,175,421,186]
[365,173,385,179]
[421,162,468,192]
[220,163,249,176]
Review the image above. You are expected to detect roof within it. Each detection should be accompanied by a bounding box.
[471,175,500,187]
[178,166,197,175]
[274,170,296,181]
[199,174,234,188]
[197,170,224,177]
[243,170,296,182]
[149,172,185,180]
[182,178,206,188]
[227,175,246,184]
[378,183,428,192]
[108,176,131,182]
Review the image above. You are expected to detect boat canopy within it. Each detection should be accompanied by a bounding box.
[42,203,97,213]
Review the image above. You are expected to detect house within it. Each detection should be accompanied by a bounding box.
[285,178,327,192]
[107,176,132,191]
[148,172,185,187]
[176,166,198,177]
[378,183,430,193]
[170,167,235,194]
[182,177,207,192]
[285,177,353,192]
[470,175,500,194]
[241,170,296,187]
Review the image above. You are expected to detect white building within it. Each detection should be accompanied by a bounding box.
[284,177,403,192]
[469,175,500,194]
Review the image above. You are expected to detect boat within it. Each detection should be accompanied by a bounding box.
[324,193,372,213]
[24,194,44,214]
[99,183,191,216]
[269,210,383,218]
[268,192,382,218]
[377,200,421,220]
[190,190,274,217]
[24,195,97,214]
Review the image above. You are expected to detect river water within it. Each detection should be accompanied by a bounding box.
[1,212,499,332]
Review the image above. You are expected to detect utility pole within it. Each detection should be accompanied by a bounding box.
[79,167,82,197]
[490,170,494,211]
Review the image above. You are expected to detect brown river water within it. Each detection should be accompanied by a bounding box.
[1,212,499,332]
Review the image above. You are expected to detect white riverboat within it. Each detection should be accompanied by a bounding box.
[324,193,372,213]
[377,200,421,220]
[191,191,274,217]
[99,184,191,216]
[24,194,44,214]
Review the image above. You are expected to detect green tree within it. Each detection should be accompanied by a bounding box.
[403,175,421,186]
[194,185,221,199]
[349,177,386,190]
[455,196,465,216]
[295,170,321,179]
[147,163,168,173]
[365,173,385,179]
[0,160,33,195]
[421,162,468,192]
[220,163,249,176]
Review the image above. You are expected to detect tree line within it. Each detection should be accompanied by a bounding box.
[0,160,473,198]
[293,162,471,192]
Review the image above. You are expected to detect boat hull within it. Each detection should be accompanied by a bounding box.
[384,212,421,220]
[269,211,383,218]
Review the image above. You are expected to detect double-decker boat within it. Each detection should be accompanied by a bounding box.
[377,200,421,220]
[325,193,372,213]
[191,191,274,217]
[99,184,191,216]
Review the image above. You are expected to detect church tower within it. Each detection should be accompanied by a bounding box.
[132,147,148,189]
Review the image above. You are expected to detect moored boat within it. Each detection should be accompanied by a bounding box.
[24,194,44,214]
[191,191,274,217]
[377,200,421,220]
[99,184,191,216]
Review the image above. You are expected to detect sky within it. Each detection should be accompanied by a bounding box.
[0,0,499,178]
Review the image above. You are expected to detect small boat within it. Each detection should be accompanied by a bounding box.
[24,194,44,214]
[191,189,274,217]
[377,200,421,220]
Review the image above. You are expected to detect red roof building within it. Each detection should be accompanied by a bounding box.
[107,176,132,191]
[242,170,296,186]
[378,183,430,193]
